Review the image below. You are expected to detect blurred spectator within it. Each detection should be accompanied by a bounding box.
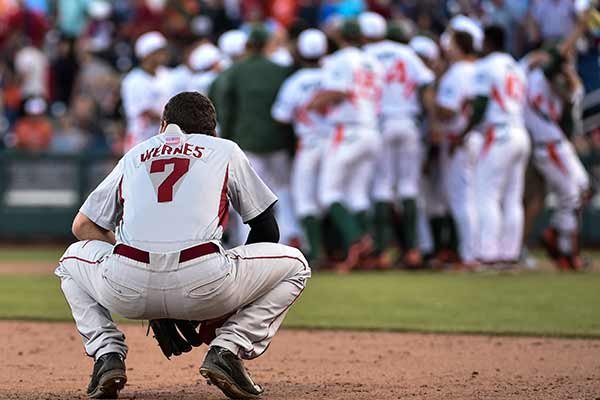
[82,0,116,55]
[14,97,52,151]
[57,0,92,38]
[528,0,577,44]
[50,35,78,106]
[14,41,49,99]
[50,113,89,154]
[73,42,120,119]
[69,94,108,151]
[0,2,48,48]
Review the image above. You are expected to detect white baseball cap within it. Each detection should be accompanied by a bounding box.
[297,29,327,59]
[358,11,386,39]
[218,30,248,58]
[409,36,439,61]
[135,31,167,59]
[449,15,483,51]
[189,43,221,71]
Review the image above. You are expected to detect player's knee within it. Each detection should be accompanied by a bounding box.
[61,240,88,260]
[286,246,311,277]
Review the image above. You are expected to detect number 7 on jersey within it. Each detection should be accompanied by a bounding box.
[149,157,190,202]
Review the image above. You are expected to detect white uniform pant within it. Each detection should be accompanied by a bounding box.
[319,126,380,212]
[291,140,324,218]
[372,117,422,202]
[442,134,482,263]
[476,126,531,263]
[246,150,302,244]
[55,240,310,360]
[533,140,589,251]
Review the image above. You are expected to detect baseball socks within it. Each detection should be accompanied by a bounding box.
[400,198,422,268]
[373,201,394,254]
[300,216,323,265]
[328,202,371,272]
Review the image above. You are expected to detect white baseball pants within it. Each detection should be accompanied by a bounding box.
[246,150,302,244]
[319,126,381,212]
[442,134,482,263]
[533,140,589,252]
[55,240,310,360]
[372,117,422,202]
[291,140,324,218]
[476,126,531,263]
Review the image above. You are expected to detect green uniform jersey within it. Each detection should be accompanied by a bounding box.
[217,55,294,154]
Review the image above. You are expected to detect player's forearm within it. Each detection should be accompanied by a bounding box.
[306,90,346,111]
[245,204,279,244]
[419,84,436,118]
[461,96,488,137]
[72,212,116,245]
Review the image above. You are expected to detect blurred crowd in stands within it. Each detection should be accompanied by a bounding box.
[0,0,599,155]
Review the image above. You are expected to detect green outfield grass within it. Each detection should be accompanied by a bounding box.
[0,247,65,262]
[1,270,599,337]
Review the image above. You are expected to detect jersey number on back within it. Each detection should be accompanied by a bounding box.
[150,157,190,202]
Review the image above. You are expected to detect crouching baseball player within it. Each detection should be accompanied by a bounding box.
[55,92,311,399]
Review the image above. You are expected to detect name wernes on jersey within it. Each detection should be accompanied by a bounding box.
[140,143,205,163]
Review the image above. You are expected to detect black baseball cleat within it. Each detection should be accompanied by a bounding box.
[87,353,127,399]
[199,346,263,399]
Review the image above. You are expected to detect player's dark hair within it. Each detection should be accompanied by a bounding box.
[162,91,217,135]
[484,25,505,53]
[452,30,475,56]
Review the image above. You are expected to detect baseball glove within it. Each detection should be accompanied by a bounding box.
[149,314,234,359]
[149,319,203,359]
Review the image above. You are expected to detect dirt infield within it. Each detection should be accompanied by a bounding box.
[1,321,598,400]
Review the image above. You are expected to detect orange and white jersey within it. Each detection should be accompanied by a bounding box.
[320,46,384,129]
[80,124,277,253]
[524,68,565,143]
[474,52,527,128]
[271,67,330,143]
[363,40,434,118]
[436,60,477,136]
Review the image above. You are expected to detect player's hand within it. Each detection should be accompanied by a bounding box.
[449,134,465,156]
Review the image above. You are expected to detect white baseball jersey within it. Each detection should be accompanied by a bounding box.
[474,52,527,128]
[121,67,173,149]
[525,68,566,143]
[320,46,384,128]
[167,64,193,96]
[188,70,220,96]
[80,124,277,253]
[363,40,434,118]
[437,60,477,135]
[271,67,329,143]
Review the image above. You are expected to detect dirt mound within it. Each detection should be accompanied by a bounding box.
[1,321,599,399]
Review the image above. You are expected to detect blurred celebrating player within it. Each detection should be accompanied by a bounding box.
[121,31,171,150]
[272,29,330,265]
[307,20,384,272]
[524,52,590,270]
[435,25,481,269]
[360,12,435,268]
[461,26,530,266]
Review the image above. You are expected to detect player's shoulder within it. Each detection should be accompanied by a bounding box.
[122,67,150,84]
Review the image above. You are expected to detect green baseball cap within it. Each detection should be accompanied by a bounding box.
[340,19,362,42]
[247,24,270,47]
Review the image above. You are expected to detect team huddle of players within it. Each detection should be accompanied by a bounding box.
[121,13,590,272]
